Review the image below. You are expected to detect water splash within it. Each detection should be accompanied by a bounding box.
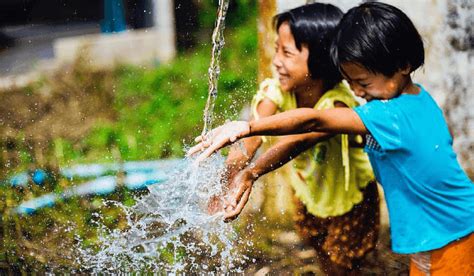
[76,155,249,273]
[201,0,230,136]
[72,1,251,273]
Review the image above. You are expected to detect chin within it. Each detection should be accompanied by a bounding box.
[279,82,291,92]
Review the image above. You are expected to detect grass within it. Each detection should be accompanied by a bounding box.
[0,2,257,271]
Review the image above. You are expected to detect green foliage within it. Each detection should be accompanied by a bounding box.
[82,18,257,161]
[0,3,257,271]
[197,0,257,30]
[0,0,257,171]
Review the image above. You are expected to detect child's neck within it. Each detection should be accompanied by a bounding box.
[293,79,325,108]
[400,76,420,96]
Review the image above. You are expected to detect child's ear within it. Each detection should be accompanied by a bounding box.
[401,65,411,75]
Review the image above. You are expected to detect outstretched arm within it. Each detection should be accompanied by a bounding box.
[223,98,277,176]
[250,131,333,177]
[189,107,367,162]
[207,98,277,215]
[249,107,366,136]
[223,131,333,221]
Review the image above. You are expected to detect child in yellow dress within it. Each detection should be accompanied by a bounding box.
[204,3,379,274]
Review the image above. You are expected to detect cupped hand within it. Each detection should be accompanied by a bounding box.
[206,160,247,215]
[187,121,250,163]
[222,169,256,222]
[207,194,224,215]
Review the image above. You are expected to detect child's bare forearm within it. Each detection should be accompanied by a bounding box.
[226,97,276,169]
[247,108,317,136]
[248,108,367,136]
[248,132,332,179]
[225,136,262,171]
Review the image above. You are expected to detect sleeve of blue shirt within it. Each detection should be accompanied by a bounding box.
[353,101,402,151]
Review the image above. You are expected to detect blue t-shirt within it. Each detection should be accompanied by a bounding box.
[353,84,474,254]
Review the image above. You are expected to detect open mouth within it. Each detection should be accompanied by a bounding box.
[364,96,373,101]
[278,73,290,81]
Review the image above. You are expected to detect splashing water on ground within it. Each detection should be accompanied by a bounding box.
[73,1,251,273]
[76,155,250,273]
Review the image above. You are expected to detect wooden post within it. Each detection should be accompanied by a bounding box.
[257,0,276,83]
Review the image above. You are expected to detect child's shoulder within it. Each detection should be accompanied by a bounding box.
[254,78,294,110]
[319,82,358,108]
[258,78,281,92]
[385,84,439,111]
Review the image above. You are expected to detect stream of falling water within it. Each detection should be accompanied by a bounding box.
[74,1,252,273]
[201,0,230,136]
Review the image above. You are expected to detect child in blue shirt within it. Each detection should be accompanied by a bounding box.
[189,2,474,275]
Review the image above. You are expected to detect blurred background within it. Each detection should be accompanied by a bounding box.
[0,0,472,274]
[0,0,257,272]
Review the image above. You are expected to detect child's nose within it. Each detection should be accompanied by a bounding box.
[354,88,365,97]
[272,55,282,69]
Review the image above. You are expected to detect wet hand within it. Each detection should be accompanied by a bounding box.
[222,169,255,222]
[187,121,250,163]
[207,194,224,215]
[206,158,251,216]
[223,187,251,222]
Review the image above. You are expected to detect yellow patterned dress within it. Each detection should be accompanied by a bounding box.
[252,78,380,269]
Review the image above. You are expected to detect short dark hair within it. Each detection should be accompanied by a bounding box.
[274,3,343,89]
[331,2,424,77]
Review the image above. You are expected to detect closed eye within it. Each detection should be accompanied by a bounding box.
[284,50,293,56]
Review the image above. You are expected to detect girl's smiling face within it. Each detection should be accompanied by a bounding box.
[272,22,312,93]
[340,62,415,101]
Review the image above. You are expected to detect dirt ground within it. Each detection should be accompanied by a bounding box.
[235,178,410,275]
[241,224,409,275]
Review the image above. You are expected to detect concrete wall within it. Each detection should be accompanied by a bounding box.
[53,0,176,69]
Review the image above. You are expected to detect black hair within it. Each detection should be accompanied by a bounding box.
[331,2,424,77]
[274,3,343,90]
